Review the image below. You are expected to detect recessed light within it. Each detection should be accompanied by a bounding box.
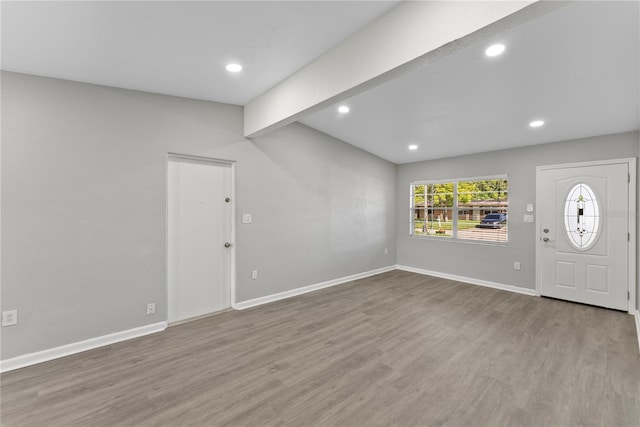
[485,44,506,57]
[338,105,350,113]
[225,63,242,72]
[408,144,418,151]
[529,120,545,128]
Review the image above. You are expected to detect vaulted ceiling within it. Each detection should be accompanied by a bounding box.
[2,1,638,164]
[300,1,640,163]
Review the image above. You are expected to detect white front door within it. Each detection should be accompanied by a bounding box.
[168,156,233,323]
[537,160,631,311]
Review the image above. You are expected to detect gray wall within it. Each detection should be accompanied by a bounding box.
[397,132,639,298]
[1,72,397,360]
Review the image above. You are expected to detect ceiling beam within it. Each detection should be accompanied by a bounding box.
[244,0,569,138]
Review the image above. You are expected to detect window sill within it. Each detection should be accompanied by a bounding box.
[409,234,508,247]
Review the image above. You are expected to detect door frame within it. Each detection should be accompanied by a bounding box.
[535,157,636,313]
[166,153,237,321]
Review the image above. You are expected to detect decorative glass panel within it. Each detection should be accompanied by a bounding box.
[564,183,600,250]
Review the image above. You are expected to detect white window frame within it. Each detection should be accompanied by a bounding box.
[410,174,509,245]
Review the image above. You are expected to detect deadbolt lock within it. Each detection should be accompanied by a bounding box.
[543,228,549,233]
[225,197,231,203]
[224,242,231,248]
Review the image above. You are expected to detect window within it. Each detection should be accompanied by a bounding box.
[564,183,600,250]
[411,176,508,243]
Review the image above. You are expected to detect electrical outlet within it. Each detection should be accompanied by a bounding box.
[242,214,252,224]
[146,303,155,315]
[251,270,258,280]
[514,261,521,270]
[2,310,18,327]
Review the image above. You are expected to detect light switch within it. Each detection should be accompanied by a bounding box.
[242,214,252,224]
[526,203,534,212]
[2,310,18,327]
[523,214,534,223]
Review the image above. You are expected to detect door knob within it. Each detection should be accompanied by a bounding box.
[543,237,550,242]
[224,242,231,248]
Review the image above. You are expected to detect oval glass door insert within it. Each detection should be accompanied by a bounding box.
[564,183,600,250]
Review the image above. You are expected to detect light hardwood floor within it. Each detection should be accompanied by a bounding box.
[2,270,639,426]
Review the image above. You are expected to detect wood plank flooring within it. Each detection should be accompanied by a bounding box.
[2,270,639,426]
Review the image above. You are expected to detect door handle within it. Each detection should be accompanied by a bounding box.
[543,237,550,242]
[224,242,231,248]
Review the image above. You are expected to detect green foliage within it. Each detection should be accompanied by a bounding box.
[413,179,508,206]
[429,182,454,207]
[465,179,508,201]
[413,184,425,205]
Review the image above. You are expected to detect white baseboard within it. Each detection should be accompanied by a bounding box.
[396,265,537,297]
[0,321,167,373]
[0,266,396,372]
[234,265,397,310]
[634,310,640,353]
[2,269,632,370]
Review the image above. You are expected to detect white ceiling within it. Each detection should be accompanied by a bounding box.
[2,1,639,165]
[301,1,640,164]
[1,1,399,105]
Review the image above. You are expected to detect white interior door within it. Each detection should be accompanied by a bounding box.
[537,161,630,311]
[168,156,232,323]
